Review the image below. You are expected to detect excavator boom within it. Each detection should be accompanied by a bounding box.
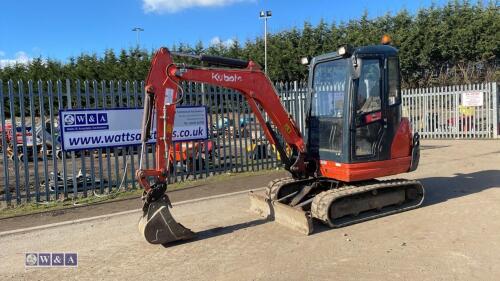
[137,48,307,188]
[136,48,311,244]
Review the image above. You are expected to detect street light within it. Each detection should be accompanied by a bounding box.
[259,10,272,75]
[132,27,144,47]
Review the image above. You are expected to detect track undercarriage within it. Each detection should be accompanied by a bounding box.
[250,177,424,234]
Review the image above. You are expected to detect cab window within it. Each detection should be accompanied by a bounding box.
[387,57,401,106]
[356,59,381,114]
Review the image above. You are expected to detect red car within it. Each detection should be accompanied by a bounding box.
[0,122,38,161]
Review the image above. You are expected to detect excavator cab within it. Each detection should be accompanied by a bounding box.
[255,44,422,232]
[306,45,418,181]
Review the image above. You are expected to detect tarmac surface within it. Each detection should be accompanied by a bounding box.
[0,169,287,232]
[0,140,499,280]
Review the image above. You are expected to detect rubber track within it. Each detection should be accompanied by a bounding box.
[311,179,424,228]
[266,177,315,201]
[266,177,296,200]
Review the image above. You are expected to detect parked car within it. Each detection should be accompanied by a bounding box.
[0,122,41,162]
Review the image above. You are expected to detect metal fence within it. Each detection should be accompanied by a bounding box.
[0,80,498,204]
[0,80,306,205]
[402,83,498,139]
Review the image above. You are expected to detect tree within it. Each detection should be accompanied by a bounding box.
[0,0,498,87]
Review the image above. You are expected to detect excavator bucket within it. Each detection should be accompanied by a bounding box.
[138,198,195,244]
[249,191,313,235]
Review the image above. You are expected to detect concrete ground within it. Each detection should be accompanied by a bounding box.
[0,169,288,232]
[0,140,499,280]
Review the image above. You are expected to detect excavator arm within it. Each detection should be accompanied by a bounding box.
[136,48,308,193]
[136,47,309,244]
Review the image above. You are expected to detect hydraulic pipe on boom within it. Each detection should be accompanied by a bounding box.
[136,47,310,244]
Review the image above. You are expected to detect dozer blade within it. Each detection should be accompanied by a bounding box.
[249,191,313,235]
[138,197,195,244]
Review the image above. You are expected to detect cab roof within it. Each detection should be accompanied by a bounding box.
[312,44,398,63]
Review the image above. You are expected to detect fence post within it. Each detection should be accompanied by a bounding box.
[8,81,21,203]
[0,80,11,204]
[493,82,498,139]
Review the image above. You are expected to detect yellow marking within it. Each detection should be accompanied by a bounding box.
[459,105,475,116]
[166,124,173,133]
[284,123,292,135]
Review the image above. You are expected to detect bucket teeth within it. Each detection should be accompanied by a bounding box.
[138,197,195,244]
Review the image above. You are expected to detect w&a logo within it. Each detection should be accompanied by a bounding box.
[25,252,78,267]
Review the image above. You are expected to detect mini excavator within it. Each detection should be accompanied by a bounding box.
[136,37,424,244]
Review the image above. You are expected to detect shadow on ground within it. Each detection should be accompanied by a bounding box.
[421,145,450,150]
[163,218,270,247]
[420,170,500,206]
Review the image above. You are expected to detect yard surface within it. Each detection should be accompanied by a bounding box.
[0,140,499,280]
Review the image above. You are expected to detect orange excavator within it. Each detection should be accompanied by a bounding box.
[136,38,424,244]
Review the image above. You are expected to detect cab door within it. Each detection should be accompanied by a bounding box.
[350,57,388,162]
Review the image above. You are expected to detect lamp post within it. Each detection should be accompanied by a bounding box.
[259,10,272,75]
[132,27,144,47]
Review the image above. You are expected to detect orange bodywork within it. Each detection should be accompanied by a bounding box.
[318,157,412,182]
[391,118,412,159]
[319,118,413,182]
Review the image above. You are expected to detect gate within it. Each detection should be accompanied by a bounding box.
[402,83,498,139]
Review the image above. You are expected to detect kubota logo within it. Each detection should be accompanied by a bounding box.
[211,73,242,83]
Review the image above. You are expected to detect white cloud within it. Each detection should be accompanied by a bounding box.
[143,0,252,13]
[0,51,33,68]
[210,36,235,48]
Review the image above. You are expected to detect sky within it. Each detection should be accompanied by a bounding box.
[0,0,454,66]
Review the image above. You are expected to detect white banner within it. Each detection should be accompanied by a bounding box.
[59,106,208,151]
